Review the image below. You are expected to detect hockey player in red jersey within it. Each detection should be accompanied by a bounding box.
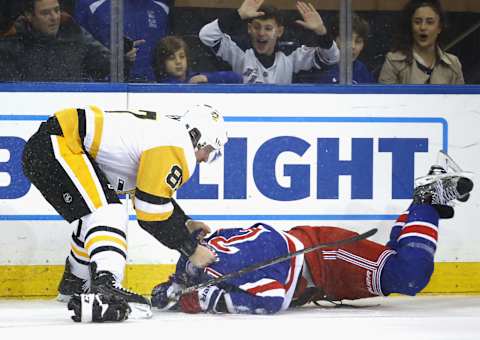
[152,152,474,314]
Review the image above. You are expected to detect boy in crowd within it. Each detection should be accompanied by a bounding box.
[313,12,374,84]
[199,0,339,84]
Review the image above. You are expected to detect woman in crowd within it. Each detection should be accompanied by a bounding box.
[379,0,464,84]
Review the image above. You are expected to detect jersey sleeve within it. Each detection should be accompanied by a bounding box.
[222,270,286,314]
[198,18,246,74]
[135,145,191,221]
[135,145,197,256]
[288,40,340,73]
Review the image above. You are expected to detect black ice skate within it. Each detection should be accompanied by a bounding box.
[413,152,474,218]
[57,258,89,302]
[89,262,152,319]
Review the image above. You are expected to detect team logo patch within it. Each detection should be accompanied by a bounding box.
[166,165,183,190]
[63,192,73,203]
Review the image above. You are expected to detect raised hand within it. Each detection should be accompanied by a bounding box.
[238,0,265,20]
[295,1,327,35]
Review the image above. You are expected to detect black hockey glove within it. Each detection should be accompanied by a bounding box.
[68,293,131,322]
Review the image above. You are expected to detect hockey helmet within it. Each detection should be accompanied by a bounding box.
[181,104,228,162]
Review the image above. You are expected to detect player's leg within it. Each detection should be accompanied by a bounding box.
[22,122,151,319]
[57,220,90,301]
[381,163,474,295]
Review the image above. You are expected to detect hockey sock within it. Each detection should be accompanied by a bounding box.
[81,204,129,283]
[381,204,438,295]
[85,225,127,282]
[68,221,90,280]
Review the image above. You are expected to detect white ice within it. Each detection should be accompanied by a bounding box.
[1,296,479,340]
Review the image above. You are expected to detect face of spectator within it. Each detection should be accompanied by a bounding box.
[248,18,284,56]
[164,48,187,80]
[335,32,365,61]
[27,0,61,36]
[411,5,442,50]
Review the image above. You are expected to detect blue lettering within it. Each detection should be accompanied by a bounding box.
[0,137,31,199]
[224,138,247,199]
[379,138,428,199]
[253,136,310,201]
[177,138,247,199]
[317,138,373,199]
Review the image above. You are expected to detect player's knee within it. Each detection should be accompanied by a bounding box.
[397,264,433,296]
[81,203,128,232]
[381,250,434,296]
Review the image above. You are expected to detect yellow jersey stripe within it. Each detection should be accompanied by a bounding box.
[88,105,104,159]
[55,136,104,209]
[137,146,191,197]
[54,108,83,154]
[70,243,89,259]
[135,208,173,222]
[85,235,128,252]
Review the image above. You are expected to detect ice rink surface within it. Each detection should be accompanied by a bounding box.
[1,296,479,340]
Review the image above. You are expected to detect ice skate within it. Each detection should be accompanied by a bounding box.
[89,262,152,319]
[57,259,89,302]
[413,151,474,218]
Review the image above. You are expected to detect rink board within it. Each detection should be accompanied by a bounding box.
[0,84,479,296]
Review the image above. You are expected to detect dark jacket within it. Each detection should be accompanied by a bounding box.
[0,14,112,82]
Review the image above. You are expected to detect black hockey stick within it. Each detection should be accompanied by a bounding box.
[180,227,378,295]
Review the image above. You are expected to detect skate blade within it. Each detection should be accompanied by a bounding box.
[155,299,178,312]
[414,172,473,187]
[128,303,153,319]
[56,293,72,303]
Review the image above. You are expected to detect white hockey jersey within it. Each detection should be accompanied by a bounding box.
[199,19,340,84]
[54,105,196,222]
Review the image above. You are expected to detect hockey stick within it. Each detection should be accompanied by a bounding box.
[180,227,378,296]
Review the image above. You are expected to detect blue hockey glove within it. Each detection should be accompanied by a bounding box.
[151,276,185,310]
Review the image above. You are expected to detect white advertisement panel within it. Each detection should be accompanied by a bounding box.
[0,90,479,265]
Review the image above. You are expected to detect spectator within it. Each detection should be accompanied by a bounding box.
[312,13,374,84]
[153,35,242,84]
[0,1,23,35]
[0,0,137,82]
[74,0,172,82]
[378,0,464,84]
[198,0,339,84]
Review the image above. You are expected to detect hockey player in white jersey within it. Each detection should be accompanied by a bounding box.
[199,0,340,84]
[22,104,228,322]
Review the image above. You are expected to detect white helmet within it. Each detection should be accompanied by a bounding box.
[181,104,228,161]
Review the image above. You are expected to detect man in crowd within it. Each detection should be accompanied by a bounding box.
[0,0,137,81]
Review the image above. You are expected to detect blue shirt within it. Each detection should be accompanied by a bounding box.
[74,0,170,81]
[315,59,375,84]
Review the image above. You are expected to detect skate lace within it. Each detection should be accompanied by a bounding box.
[113,281,138,296]
[82,279,91,293]
[432,179,459,205]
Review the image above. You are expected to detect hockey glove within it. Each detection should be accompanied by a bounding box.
[179,285,225,314]
[68,293,131,322]
[151,276,185,310]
